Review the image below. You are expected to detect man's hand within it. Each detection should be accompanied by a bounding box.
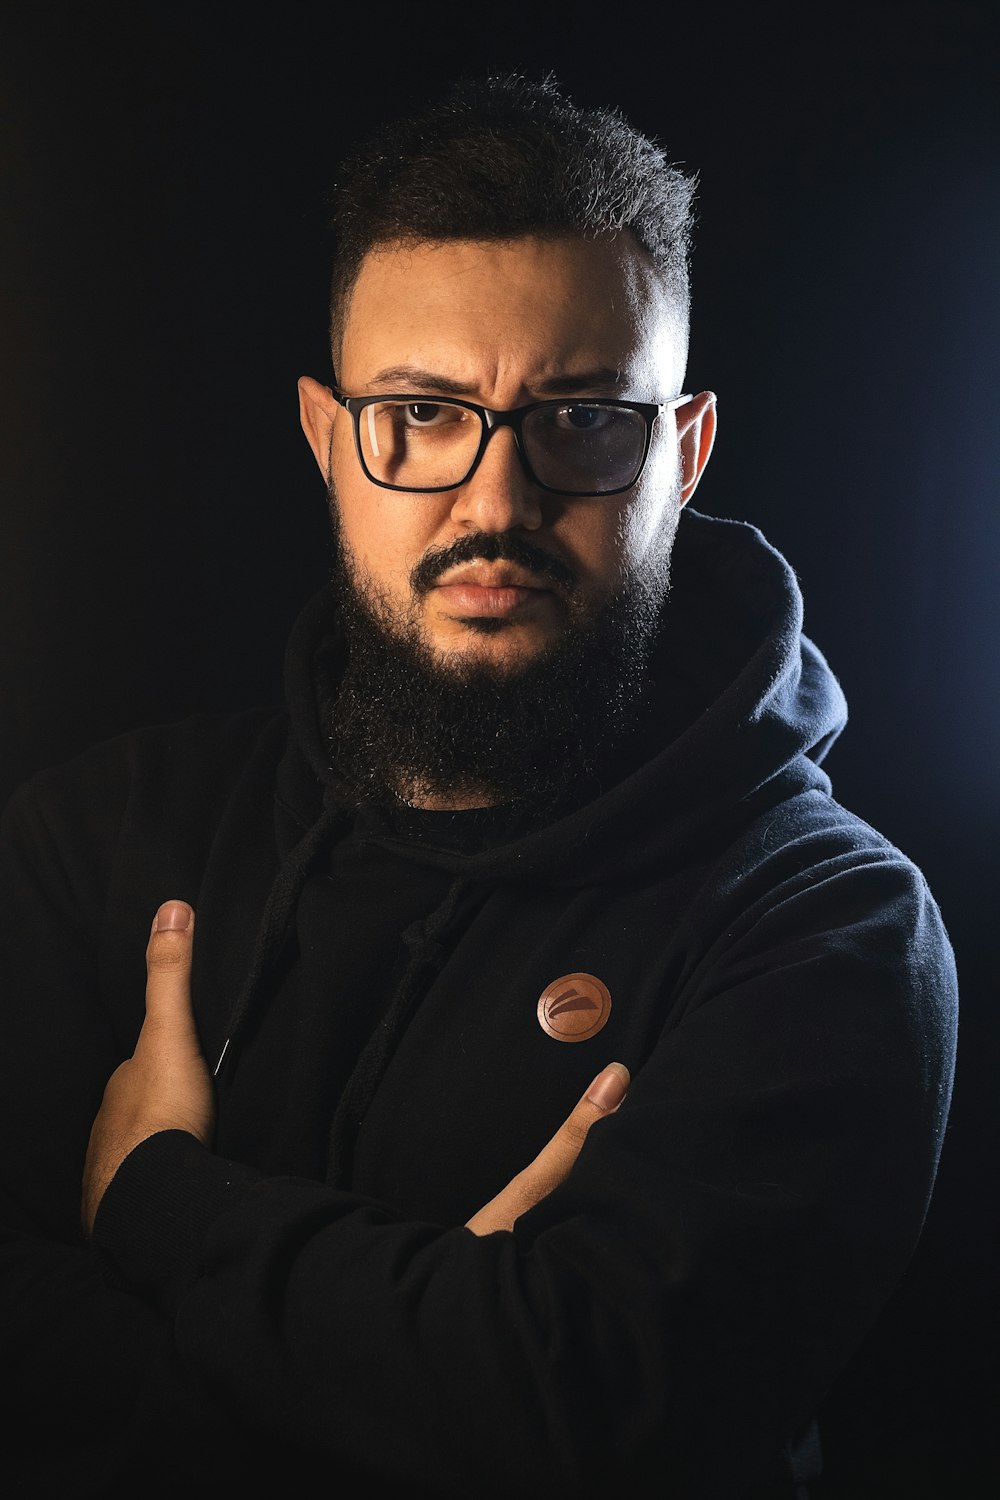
[82,900,214,1236]
[465,1062,630,1236]
[79,901,627,1242]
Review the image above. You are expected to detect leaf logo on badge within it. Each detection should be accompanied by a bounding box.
[537,973,612,1042]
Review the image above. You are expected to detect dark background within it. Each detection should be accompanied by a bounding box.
[2,2,997,1493]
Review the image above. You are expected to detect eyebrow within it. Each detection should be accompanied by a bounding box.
[363,364,626,397]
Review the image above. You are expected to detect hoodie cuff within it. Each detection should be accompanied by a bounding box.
[91,1130,263,1310]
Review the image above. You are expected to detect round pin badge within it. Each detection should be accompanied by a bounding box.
[537,972,612,1042]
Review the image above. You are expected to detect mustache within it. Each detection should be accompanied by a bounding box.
[409,533,578,595]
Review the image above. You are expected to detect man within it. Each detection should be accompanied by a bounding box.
[0,74,956,1499]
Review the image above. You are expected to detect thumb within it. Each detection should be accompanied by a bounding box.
[465,1062,630,1236]
[538,1061,631,1167]
[143,900,197,1038]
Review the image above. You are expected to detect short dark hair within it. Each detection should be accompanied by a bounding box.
[326,72,697,365]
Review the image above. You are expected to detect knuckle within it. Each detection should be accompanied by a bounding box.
[147,933,192,971]
[559,1110,595,1152]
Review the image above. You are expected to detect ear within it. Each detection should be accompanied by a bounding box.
[676,391,717,507]
[297,377,340,478]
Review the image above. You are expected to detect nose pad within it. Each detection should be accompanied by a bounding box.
[448,425,543,532]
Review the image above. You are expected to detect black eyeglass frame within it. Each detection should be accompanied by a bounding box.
[330,388,693,497]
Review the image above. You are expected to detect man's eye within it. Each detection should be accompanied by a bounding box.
[399,402,465,427]
[555,404,615,432]
[404,403,443,425]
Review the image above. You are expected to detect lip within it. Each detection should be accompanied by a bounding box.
[433,581,550,616]
[429,563,558,618]
[434,564,550,591]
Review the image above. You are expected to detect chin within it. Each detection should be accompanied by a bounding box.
[429,622,555,678]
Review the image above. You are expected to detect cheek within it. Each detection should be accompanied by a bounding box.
[330,448,444,590]
[557,443,681,589]
[621,490,665,560]
[617,447,683,566]
[547,507,628,599]
[329,443,389,576]
[563,494,659,583]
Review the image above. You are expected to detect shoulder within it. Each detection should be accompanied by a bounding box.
[687,786,958,1054]
[674,786,958,1033]
[6,705,287,812]
[713,786,942,916]
[1,707,289,907]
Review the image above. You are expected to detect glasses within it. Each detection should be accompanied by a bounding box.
[330,389,692,497]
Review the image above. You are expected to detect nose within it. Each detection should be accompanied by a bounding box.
[447,425,543,533]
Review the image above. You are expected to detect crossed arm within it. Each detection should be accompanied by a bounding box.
[81,899,630,1240]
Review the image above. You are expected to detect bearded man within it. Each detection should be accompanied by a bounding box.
[0,74,956,1500]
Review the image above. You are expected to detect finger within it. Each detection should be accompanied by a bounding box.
[516,1061,630,1197]
[465,1062,629,1235]
[143,900,198,1038]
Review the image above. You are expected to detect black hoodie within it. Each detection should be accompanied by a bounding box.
[0,509,957,1499]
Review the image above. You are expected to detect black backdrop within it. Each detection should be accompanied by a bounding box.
[2,2,998,1493]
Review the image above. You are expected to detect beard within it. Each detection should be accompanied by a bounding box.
[320,492,681,820]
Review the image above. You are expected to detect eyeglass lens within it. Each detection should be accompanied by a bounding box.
[357,400,648,493]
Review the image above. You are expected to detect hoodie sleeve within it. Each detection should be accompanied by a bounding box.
[0,715,285,1495]
[89,832,958,1499]
[0,768,225,1489]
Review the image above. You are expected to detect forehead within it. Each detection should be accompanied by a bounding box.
[337,234,682,398]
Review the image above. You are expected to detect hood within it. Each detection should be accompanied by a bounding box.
[213,507,848,1083]
[277,508,847,887]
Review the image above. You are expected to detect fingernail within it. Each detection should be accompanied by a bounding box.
[154,900,193,932]
[586,1062,630,1112]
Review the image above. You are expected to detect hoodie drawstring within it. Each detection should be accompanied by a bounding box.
[212,795,348,1078]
